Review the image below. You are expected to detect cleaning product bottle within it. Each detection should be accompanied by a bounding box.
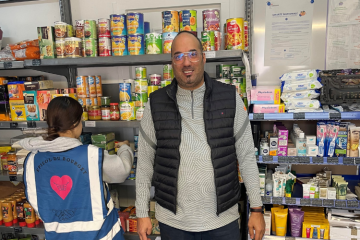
[296,133,307,156]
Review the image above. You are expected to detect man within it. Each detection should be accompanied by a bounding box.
[136,31,265,240]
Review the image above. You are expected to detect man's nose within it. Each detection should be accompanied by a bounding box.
[183,55,191,66]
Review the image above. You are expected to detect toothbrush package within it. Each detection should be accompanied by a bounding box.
[326,121,340,157]
[280,69,320,81]
[317,121,327,157]
[335,122,349,157]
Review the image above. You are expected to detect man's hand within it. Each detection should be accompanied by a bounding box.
[248,210,265,240]
[137,217,152,240]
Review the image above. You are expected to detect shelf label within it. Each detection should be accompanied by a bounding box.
[327,157,339,164]
[311,199,323,206]
[293,112,305,119]
[27,121,37,128]
[285,237,295,240]
[300,198,311,206]
[85,121,96,127]
[204,51,216,59]
[262,156,273,162]
[9,176,17,181]
[278,156,288,163]
[330,112,341,120]
[285,198,296,205]
[262,196,271,203]
[10,122,18,129]
[312,157,324,164]
[335,200,346,208]
[32,59,41,66]
[323,199,335,207]
[4,62,12,69]
[347,200,359,208]
[14,227,22,233]
[253,113,264,120]
[272,197,283,205]
[288,157,299,163]
[298,157,310,163]
[355,158,360,165]
[344,158,354,165]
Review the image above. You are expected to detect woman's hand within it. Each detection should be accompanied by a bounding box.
[115,140,130,148]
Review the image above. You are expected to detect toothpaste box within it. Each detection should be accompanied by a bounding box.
[277,146,287,156]
[253,104,285,113]
[335,122,348,157]
[269,135,278,156]
[277,126,289,146]
[251,86,281,104]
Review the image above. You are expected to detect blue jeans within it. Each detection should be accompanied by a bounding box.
[159,219,240,240]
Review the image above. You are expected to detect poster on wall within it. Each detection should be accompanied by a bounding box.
[326,0,360,70]
[264,0,315,66]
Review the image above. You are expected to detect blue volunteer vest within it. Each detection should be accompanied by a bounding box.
[23,144,125,240]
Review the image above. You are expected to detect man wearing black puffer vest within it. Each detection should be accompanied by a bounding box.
[136,31,265,240]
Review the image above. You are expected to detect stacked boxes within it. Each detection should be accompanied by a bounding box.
[251,86,284,114]
[23,91,40,121]
[91,132,115,155]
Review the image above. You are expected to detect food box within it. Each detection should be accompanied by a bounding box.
[91,132,115,155]
[8,82,25,100]
[24,80,54,91]
[23,90,40,121]
[37,26,56,59]
[51,93,77,100]
[9,100,26,121]
[251,86,281,104]
[37,90,59,121]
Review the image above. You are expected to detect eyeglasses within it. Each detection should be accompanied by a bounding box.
[172,50,201,65]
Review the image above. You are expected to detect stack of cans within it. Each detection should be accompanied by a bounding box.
[201,9,221,51]
[76,75,103,110]
[110,14,128,56]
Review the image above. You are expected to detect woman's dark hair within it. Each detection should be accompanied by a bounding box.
[45,97,83,141]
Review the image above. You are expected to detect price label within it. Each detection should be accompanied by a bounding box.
[4,62,12,69]
[293,112,305,119]
[323,199,335,207]
[9,122,18,129]
[253,113,264,120]
[204,51,216,59]
[14,227,22,233]
[285,198,297,205]
[272,197,283,205]
[355,158,360,165]
[262,156,273,162]
[285,237,296,240]
[84,121,96,127]
[330,112,341,119]
[299,157,310,163]
[311,199,323,206]
[312,157,324,164]
[262,196,272,203]
[300,198,311,206]
[344,158,354,165]
[335,200,346,208]
[288,157,299,163]
[327,157,339,164]
[9,176,17,181]
[27,121,37,128]
[347,200,359,208]
[278,156,288,163]
[32,59,41,66]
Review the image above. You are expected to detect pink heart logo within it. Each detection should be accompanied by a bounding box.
[50,175,73,200]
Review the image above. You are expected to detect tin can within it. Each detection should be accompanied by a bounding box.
[120,101,135,121]
[99,38,111,56]
[90,97,98,106]
[81,39,85,57]
[162,32,178,54]
[135,107,145,120]
[230,66,242,78]
[244,21,249,51]
[135,93,148,107]
[124,79,135,93]
[135,67,147,79]
[112,36,128,56]
[161,80,172,88]
[134,79,148,94]
[84,20,97,39]
[127,12,144,35]
[144,22,150,34]
[214,30,221,51]
[147,85,159,97]
[65,37,82,58]
[145,33,162,54]
[128,34,144,55]
[55,40,66,58]
[76,76,89,98]
[202,9,220,31]
[217,78,231,84]
[149,74,161,86]
[75,20,85,38]
[54,21,67,39]
[162,10,179,33]
[163,64,174,80]
[216,64,231,78]
[98,18,111,38]
[119,83,132,102]
[110,14,127,36]
[67,25,74,37]
[78,98,87,107]
[201,31,215,51]
[180,10,197,32]
[84,38,98,57]
[87,76,97,97]
[226,18,244,50]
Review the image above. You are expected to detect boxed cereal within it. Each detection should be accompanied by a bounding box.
[9,100,26,121]
[23,90,40,121]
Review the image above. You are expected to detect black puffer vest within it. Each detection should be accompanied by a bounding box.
[149,72,241,215]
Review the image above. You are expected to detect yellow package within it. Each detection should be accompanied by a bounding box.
[302,221,330,239]
[275,209,288,236]
[0,146,12,153]
[271,206,284,235]
[51,93,78,100]
[9,100,26,121]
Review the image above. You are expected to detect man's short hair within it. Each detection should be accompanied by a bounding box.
[171,31,203,56]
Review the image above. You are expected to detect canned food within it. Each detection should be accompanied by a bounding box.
[84,38,98,57]
[90,97,98,106]
[96,75,103,97]
[55,40,66,58]
[145,33,162,54]
[124,79,135,93]
[244,21,249,51]
[76,76,89,98]
[75,20,85,38]
[65,37,82,58]
[135,79,148,93]
[87,76,97,97]
[89,106,101,120]
[135,107,145,120]
[81,39,85,57]
[100,96,111,106]
[120,101,135,121]
[180,10,197,32]
[147,85,159,97]
[128,34,144,55]
[162,10,179,33]
[226,18,244,50]
[214,30,221,51]
[67,25,74,37]
[202,9,220,31]
[85,98,92,109]
[163,64,174,80]
[135,93,148,107]
[201,31,215,51]
[149,74,161,86]
[161,80,172,88]
[84,20,97,39]
[98,18,111,38]
[230,66,242,77]
[101,105,111,120]
[162,32,178,54]
[110,14,127,36]
[135,67,147,79]
[127,12,144,35]
[54,21,67,39]
[99,38,111,56]
[97,97,102,105]
[216,64,231,78]
[112,36,128,56]
[217,78,231,84]
[78,98,86,107]
[119,83,132,102]
[144,22,150,34]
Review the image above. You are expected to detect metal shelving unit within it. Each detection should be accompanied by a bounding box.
[249,112,360,121]
[0,121,141,129]
[257,156,360,165]
[0,61,24,69]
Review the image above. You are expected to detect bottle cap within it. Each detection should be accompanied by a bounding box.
[19,221,27,227]
[35,219,40,225]
[13,219,18,224]
[0,220,3,225]
[27,222,35,228]
[4,221,13,227]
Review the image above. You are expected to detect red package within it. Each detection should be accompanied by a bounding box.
[118,212,129,232]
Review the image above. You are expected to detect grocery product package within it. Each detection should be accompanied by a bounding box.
[250,86,281,104]
[281,90,320,101]
[281,79,322,93]
[284,99,321,110]
[253,104,285,113]
[287,108,324,113]
[10,40,40,61]
[280,69,319,81]
[91,132,115,155]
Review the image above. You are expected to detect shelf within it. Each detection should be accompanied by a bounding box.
[257,156,360,165]
[249,112,360,121]
[249,236,312,240]
[23,50,242,68]
[0,121,47,129]
[0,171,22,181]
[0,61,24,69]
[261,196,359,209]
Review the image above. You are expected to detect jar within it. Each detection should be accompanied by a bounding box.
[110,103,120,121]
[82,106,88,121]
[88,106,102,120]
[101,105,111,121]
[7,152,17,175]
[1,154,8,171]
[100,96,111,106]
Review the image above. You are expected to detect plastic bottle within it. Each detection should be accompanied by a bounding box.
[9,199,17,224]
[265,179,273,196]
[261,143,270,156]
[2,201,13,226]
[23,202,35,228]
[296,133,307,156]
[16,198,26,227]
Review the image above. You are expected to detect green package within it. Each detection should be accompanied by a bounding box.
[91,132,115,155]
[37,26,56,59]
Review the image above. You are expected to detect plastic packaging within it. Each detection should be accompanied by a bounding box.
[273,177,281,197]
[271,206,284,235]
[285,99,321,110]
[275,209,288,236]
[280,69,319,81]
[327,121,339,157]
[9,39,39,51]
[289,210,304,237]
[281,90,320,101]
[281,79,323,93]
[2,201,13,226]
[11,46,40,61]
[288,108,323,113]
[23,202,35,228]
[317,122,327,157]
[303,184,310,198]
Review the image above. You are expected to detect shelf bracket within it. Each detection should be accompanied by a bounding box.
[25,66,77,88]
[59,0,72,24]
